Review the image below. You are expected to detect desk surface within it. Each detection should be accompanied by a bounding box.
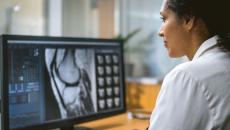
[76,113,149,130]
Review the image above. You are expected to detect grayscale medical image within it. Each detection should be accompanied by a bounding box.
[45,48,96,119]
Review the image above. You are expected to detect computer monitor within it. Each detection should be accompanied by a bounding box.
[0,35,126,130]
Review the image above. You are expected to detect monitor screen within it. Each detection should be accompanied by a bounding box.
[0,35,126,130]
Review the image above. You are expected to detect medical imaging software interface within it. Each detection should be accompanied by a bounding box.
[8,40,124,129]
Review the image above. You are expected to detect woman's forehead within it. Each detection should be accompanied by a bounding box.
[160,0,169,14]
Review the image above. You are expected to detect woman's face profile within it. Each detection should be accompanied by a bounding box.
[158,0,191,58]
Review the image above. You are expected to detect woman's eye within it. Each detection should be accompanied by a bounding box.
[160,17,165,22]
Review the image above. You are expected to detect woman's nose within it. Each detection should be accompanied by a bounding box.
[158,28,164,37]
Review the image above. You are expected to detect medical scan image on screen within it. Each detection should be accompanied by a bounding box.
[44,48,96,119]
[7,42,123,129]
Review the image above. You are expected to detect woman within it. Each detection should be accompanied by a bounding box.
[148,0,230,129]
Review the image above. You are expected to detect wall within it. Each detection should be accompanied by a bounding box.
[62,0,91,37]
[0,0,44,35]
[62,0,117,39]
[122,0,183,78]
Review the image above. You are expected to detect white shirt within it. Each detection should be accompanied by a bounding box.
[148,36,230,130]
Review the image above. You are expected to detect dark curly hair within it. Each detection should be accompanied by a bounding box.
[166,0,230,51]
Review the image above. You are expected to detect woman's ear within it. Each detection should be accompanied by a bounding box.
[183,16,195,31]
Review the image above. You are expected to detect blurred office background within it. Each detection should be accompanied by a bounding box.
[0,0,184,80]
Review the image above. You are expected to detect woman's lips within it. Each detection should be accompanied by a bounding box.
[164,41,168,48]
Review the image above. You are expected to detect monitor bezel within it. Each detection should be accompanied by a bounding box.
[1,34,126,130]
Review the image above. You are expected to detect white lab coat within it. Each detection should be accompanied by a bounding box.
[148,36,230,130]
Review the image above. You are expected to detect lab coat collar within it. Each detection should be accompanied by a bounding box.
[192,35,218,60]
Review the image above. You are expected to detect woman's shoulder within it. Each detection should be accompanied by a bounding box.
[167,53,230,83]
[166,61,193,77]
[165,58,209,82]
[163,61,195,86]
